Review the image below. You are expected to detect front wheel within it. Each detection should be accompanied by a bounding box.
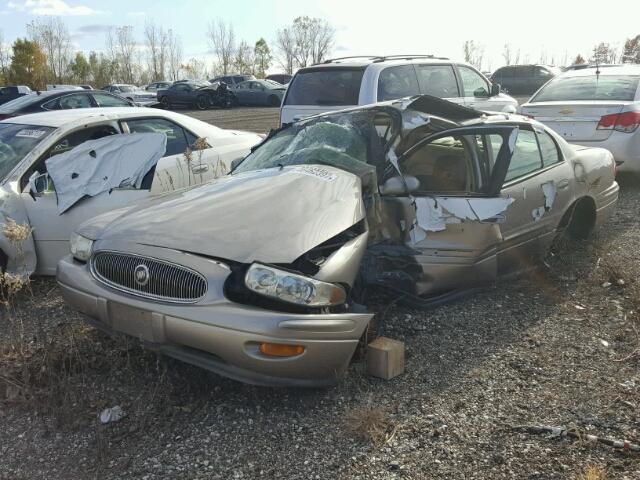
[160,96,170,109]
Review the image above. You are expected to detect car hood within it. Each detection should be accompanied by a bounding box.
[82,165,366,264]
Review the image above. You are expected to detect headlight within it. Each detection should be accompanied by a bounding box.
[70,232,93,262]
[245,263,346,307]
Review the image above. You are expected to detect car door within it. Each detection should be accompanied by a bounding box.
[414,64,462,104]
[382,125,518,297]
[171,84,191,105]
[496,125,573,274]
[233,82,251,104]
[19,124,152,275]
[122,117,221,191]
[456,65,494,110]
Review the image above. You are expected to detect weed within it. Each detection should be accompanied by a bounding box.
[575,464,608,480]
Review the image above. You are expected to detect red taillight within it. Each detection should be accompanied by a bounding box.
[597,111,640,133]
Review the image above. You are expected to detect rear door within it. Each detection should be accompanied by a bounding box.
[414,64,462,104]
[377,65,421,102]
[280,66,365,124]
[497,125,573,274]
[386,125,518,297]
[123,117,221,191]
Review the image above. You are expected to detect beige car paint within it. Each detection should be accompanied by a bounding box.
[58,97,619,386]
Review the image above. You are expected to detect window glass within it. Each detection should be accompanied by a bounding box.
[537,130,560,167]
[504,130,542,182]
[534,67,552,78]
[415,65,459,98]
[402,135,473,192]
[377,65,420,101]
[285,68,365,106]
[93,93,132,107]
[125,118,189,156]
[0,94,40,113]
[532,75,640,102]
[59,94,93,109]
[458,66,489,97]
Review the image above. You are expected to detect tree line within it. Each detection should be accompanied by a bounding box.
[463,36,640,71]
[0,15,336,89]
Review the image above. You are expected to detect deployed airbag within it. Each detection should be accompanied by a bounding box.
[46,133,167,214]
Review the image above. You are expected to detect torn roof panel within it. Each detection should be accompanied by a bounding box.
[406,95,484,121]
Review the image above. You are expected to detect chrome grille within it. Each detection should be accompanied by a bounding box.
[91,251,207,303]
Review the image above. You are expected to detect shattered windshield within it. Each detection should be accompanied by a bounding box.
[0,123,55,180]
[233,109,399,179]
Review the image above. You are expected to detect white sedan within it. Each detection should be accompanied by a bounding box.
[0,107,262,275]
[521,65,640,173]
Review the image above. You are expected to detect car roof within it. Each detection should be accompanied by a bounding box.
[1,107,183,128]
[560,65,640,77]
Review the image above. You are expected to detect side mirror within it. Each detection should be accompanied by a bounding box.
[490,83,501,96]
[28,171,49,197]
[379,175,420,195]
[230,158,243,171]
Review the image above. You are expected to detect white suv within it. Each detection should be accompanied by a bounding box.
[280,55,518,125]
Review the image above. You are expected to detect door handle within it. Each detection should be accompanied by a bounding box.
[190,164,209,174]
[557,179,570,190]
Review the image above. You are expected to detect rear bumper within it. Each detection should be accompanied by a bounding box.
[57,254,372,387]
[594,181,619,228]
[573,133,640,173]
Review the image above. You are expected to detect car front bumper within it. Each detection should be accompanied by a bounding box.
[56,246,373,387]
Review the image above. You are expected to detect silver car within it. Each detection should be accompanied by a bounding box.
[58,96,619,387]
[521,65,640,174]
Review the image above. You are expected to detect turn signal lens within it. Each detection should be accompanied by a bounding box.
[259,343,305,357]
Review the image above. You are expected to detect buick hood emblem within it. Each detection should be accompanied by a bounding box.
[134,264,150,286]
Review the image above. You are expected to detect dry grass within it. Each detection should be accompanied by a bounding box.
[344,402,396,447]
[575,464,608,480]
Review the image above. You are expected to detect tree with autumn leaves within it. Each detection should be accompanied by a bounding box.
[9,38,46,89]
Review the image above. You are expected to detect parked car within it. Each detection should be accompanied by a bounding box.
[0,89,135,120]
[0,86,31,106]
[490,65,561,96]
[210,74,256,87]
[46,85,84,91]
[146,81,172,92]
[58,95,618,386]
[0,107,262,275]
[157,81,234,109]
[280,55,518,124]
[101,84,157,105]
[231,80,285,107]
[266,74,292,85]
[520,65,640,174]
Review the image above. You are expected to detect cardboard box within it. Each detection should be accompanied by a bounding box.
[366,336,405,380]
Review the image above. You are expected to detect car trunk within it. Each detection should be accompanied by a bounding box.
[522,101,629,142]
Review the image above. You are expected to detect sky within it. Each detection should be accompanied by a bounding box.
[1,0,640,72]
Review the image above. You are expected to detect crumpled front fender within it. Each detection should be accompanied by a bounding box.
[0,186,36,275]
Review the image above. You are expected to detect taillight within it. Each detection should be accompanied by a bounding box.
[597,111,640,133]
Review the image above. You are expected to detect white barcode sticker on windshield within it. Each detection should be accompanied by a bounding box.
[292,165,337,182]
[15,129,47,139]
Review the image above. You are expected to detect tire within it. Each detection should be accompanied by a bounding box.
[268,95,281,107]
[160,96,171,109]
[196,96,208,110]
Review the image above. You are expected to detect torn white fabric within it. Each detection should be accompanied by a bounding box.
[46,133,167,214]
[532,206,545,222]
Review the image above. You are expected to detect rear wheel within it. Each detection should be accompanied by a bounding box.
[160,96,171,109]
[196,95,208,110]
[268,95,281,107]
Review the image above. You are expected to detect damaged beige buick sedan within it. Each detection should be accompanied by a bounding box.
[57,96,619,386]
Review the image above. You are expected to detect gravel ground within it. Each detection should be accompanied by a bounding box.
[1,168,639,479]
[181,106,280,133]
